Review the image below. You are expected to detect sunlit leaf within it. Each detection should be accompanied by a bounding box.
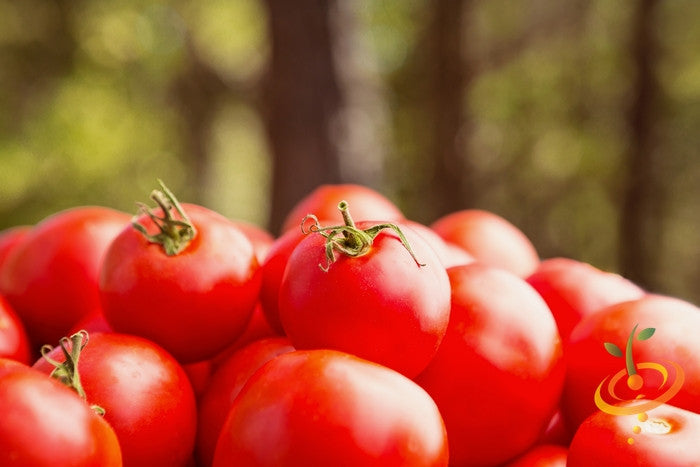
[604,342,623,357]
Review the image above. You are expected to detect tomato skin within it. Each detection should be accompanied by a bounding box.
[430,209,540,277]
[0,226,30,273]
[230,220,275,263]
[0,295,31,363]
[414,263,565,466]
[212,349,448,467]
[403,220,474,269]
[0,358,122,467]
[526,257,645,342]
[280,183,404,233]
[34,332,197,467]
[100,203,262,363]
[567,403,700,466]
[502,444,567,467]
[0,207,129,348]
[196,337,295,467]
[278,220,451,378]
[562,295,700,431]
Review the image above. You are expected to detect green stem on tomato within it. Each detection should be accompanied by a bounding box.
[301,200,426,272]
[131,179,196,256]
[40,330,105,416]
[625,324,639,376]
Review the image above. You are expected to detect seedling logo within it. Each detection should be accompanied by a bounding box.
[594,324,685,444]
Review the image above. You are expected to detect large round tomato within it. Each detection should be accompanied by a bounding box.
[280,183,404,233]
[430,209,540,277]
[278,211,451,378]
[0,207,129,348]
[0,358,122,466]
[0,295,31,364]
[213,349,448,467]
[34,331,197,467]
[562,295,700,432]
[196,337,295,467]
[526,257,645,342]
[568,403,700,466]
[100,185,261,363]
[414,263,565,466]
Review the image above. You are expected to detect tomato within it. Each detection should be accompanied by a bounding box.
[34,331,197,467]
[414,263,565,466]
[0,226,30,273]
[280,183,404,233]
[278,203,451,378]
[0,295,31,364]
[430,209,540,277]
[567,403,700,466]
[213,349,448,467]
[231,219,275,263]
[0,358,122,466]
[196,337,295,467]
[503,444,568,467]
[562,295,700,432]
[526,257,645,342]
[403,220,474,269]
[99,182,261,363]
[0,207,129,348]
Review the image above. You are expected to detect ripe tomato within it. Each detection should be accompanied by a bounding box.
[0,295,31,364]
[213,349,448,467]
[0,358,122,466]
[562,295,700,431]
[34,331,197,467]
[231,219,275,263]
[99,182,261,363]
[0,226,30,273]
[526,257,645,342]
[280,183,404,233]
[196,337,295,467]
[278,204,451,378]
[403,220,475,269]
[0,207,129,348]
[503,444,568,467]
[567,403,700,466]
[414,263,565,466]
[430,209,540,277]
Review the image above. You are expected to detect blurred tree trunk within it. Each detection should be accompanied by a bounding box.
[428,0,474,217]
[262,0,344,234]
[170,40,228,204]
[619,0,663,290]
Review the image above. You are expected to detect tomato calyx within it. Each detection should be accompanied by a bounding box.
[40,330,105,415]
[132,179,196,256]
[301,200,425,272]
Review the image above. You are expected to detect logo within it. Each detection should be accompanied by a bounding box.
[594,324,685,444]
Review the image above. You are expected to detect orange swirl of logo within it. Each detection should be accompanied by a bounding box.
[594,360,685,415]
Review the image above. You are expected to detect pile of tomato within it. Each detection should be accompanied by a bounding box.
[0,181,698,466]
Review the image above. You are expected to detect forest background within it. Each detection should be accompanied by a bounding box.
[1,0,698,305]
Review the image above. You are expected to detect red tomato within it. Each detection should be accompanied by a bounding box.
[414,263,565,466]
[503,444,568,467]
[100,184,261,363]
[231,220,275,263]
[213,349,448,467]
[0,207,129,348]
[259,227,309,335]
[562,295,700,431]
[567,403,700,466]
[430,209,540,277]
[403,220,475,269]
[0,226,30,273]
[280,183,404,233]
[34,331,197,467]
[196,337,295,467]
[526,257,645,342]
[278,207,451,378]
[0,295,31,364]
[0,358,122,466]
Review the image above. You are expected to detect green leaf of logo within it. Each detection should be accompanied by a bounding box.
[604,342,623,357]
[637,327,656,341]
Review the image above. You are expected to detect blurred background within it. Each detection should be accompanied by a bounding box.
[0,0,698,304]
